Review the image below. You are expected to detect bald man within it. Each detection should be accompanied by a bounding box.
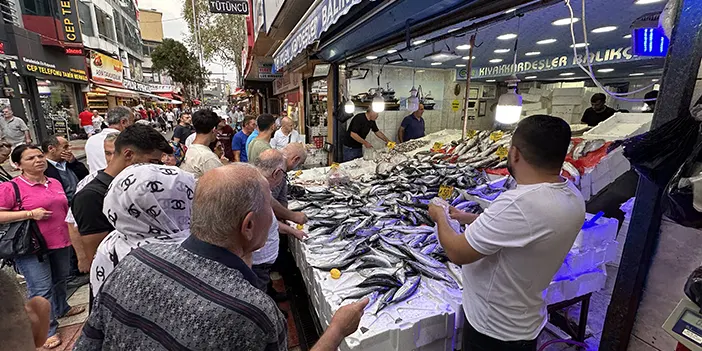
[75,164,368,351]
[271,116,301,149]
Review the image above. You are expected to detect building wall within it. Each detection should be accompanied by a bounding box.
[139,9,163,43]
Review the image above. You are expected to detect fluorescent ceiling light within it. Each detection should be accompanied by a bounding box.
[623,34,632,39]
[462,56,476,60]
[635,0,664,4]
[525,76,537,79]
[430,62,442,66]
[570,43,589,48]
[366,56,378,60]
[486,79,496,82]
[423,50,461,62]
[597,68,614,73]
[537,38,557,45]
[652,78,659,82]
[525,51,540,56]
[592,26,617,33]
[455,64,466,67]
[629,72,645,76]
[494,49,511,53]
[387,49,397,54]
[489,59,503,63]
[504,8,516,13]
[416,70,425,73]
[497,33,518,40]
[390,61,402,65]
[560,72,575,76]
[456,44,471,50]
[412,39,426,45]
[552,18,579,26]
[448,28,460,33]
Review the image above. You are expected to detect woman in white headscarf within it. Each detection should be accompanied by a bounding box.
[90,163,195,296]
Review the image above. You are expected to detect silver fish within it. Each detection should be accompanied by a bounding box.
[407,261,458,289]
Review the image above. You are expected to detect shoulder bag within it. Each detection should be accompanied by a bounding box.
[0,182,47,259]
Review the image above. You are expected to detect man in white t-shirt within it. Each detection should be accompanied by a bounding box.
[270,117,301,149]
[85,107,134,172]
[179,110,228,178]
[428,115,585,350]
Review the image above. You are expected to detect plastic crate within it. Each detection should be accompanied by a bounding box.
[583,112,653,141]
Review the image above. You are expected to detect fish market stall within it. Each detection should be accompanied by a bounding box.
[287,130,621,350]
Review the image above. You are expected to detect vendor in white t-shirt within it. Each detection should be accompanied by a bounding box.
[428,115,586,351]
[270,116,301,149]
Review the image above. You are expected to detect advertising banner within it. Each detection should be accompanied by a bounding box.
[90,51,124,86]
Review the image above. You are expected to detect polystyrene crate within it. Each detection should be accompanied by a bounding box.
[572,213,619,250]
[558,268,606,301]
[522,93,542,102]
[552,96,584,105]
[552,87,586,97]
[552,105,583,115]
[583,112,653,141]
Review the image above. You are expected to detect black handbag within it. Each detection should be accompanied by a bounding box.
[0,182,47,259]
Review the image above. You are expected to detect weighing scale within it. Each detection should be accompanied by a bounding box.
[662,297,702,351]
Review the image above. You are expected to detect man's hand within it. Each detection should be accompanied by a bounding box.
[329,297,369,338]
[290,228,308,241]
[363,141,373,149]
[427,203,447,223]
[292,211,308,224]
[220,155,230,164]
[77,256,91,273]
[449,206,479,225]
[61,151,76,163]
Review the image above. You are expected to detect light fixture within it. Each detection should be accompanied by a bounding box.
[623,34,632,39]
[629,72,645,76]
[552,18,579,26]
[489,58,503,63]
[448,28,460,33]
[344,99,355,114]
[372,92,385,112]
[456,44,471,50]
[344,64,355,114]
[494,49,511,53]
[497,33,518,40]
[525,51,540,56]
[592,26,617,33]
[455,64,466,67]
[597,68,614,73]
[430,62,442,66]
[495,15,523,125]
[387,49,397,54]
[486,79,496,82]
[412,39,426,45]
[462,56,476,60]
[408,85,419,112]
[525,76,537,79]
[423,42,461,62]
[635,0,664,4]
[652,78,659,82]
[504,8,516,14]
[416,69,425,73]
[560,72,575,76]
[536,38,557,45]
[366,55,378,60]
[570,43,589,48]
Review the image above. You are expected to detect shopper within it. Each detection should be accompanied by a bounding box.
[180,109,229,178]
[2,105,32,146]
[165,108,175,131]
[0,144,86,349]
[428,115,585,351]
[0,141,13,182]
[216,117,235,161]
[72,125,172,278]
[42,136,89,205]
[270,116,301,149]
[78,107,94,136]
[398,103,425,143]
[246,125,259,156]
[172,112,194,145]
[343,106,390,161]
[74,163,368,351]
[85,106,135,172]
[248,114,277,163]
[89,163,194,297]
[644,90,659,112]
[581,93,616,126]
[0,270,52,350]
[232,115,256,162]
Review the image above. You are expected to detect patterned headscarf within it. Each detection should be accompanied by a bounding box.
[90,163,195,296]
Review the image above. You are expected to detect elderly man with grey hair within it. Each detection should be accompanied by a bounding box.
[85,106,135,172]
[74,163,369,351]
[270,116,301,149]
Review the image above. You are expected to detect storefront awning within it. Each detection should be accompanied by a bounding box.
[139,91,170,101]
[94,84,139,99]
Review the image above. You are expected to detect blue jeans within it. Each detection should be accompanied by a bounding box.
[15,247,72,337]
[343,146,363,162]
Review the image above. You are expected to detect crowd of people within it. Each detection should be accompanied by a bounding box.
[0,105,372,351]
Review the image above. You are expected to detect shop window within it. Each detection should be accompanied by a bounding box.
[118,0,136,19]
[39,81,79,125]
[21,0,51,16]
[114,10,124,45]
[77,1,94,37]
[95,7,115,42]
[142,44,150,56]
[123,21,143,54]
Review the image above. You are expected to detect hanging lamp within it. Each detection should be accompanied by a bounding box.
[495,15,523,124]
[372,66,385,112]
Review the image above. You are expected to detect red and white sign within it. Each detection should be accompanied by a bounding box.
[90,51,123,87]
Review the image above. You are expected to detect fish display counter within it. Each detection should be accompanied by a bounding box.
[287,129,621,350]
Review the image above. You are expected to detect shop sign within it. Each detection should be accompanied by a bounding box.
[208,0,249,15]
[52,118,68,137]
[458,46,641,79]
[123,79,151,93]
[64,47,83,56]
[22,57,87,82]
[149,84,174,92]
[90,51,123,86]
[273,72,301,95]
[258,63,282,79]
[451,100,460,112]
[273,0,362,69]
[57,0,82,44]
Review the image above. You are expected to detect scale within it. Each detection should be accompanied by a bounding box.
[662,297,702,351]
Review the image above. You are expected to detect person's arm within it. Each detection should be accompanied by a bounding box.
[374,130,390,143]
[272,198,306,224]
[233,150,241,162]
[310,298,369,351]
[82,233,109,262]
[428,204,484,265]
[398,127,405,143]
[449,206,479,226]
[279,222,307,240]
[350,132,372,148]
[68,224,90,273]
[24,130,31,144]
[0,208,51,223]
[173,127,182,144]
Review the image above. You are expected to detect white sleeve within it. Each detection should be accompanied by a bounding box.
[465,196,532,256]
[65,208,75,225]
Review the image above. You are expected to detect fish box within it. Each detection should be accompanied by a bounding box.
[552,87,586,97]
[572,213,619,250]
[583,112,653,141]
[523,108,549,117]
[522,102,544,111]
[552,105,583,116]
[552,96,584,105]
[521,93,542,102]
[558,268,606,301]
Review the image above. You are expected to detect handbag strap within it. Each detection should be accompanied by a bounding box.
[9,181,24,210]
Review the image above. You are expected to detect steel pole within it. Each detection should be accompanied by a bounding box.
[461,34,476,139]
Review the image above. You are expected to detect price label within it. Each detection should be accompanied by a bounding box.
[294,170,303,178]
[387,141,396,150]
[432,142,444,151]
[496,145,508,160]
[296,224,304,230]
[438,184,454,200]
[330,163,340,170]
[489,131,504,141]
[466,130,477,139]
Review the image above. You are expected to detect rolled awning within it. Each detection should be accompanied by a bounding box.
[93,84,139,99]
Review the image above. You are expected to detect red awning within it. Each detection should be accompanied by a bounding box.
[156,92,173,99]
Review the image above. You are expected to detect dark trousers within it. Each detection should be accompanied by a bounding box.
[251,263,274,292]
[463,318,537,351]
[343,146,363,162]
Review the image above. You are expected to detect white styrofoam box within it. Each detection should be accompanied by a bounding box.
[528,87,546,96]
[591,170,614,195]
[552,87,586,97]
[552,105,583,115]
[522,101,544,111]
[552,96,584,105]
[522,93,542,102]
[604,240,619,263]
[554,240,620,281]
[524,108,549,117]
[545,280,566,305]
[572,213,619,250]
[583,112,653,141]
[558,268,607,301]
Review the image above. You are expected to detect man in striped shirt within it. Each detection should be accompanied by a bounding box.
[74,164,368,351]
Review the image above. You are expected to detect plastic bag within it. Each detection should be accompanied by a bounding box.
[663,136,702,228]
[612,113,700,188]
[327,166,350,186]
[684,266,702,310]
[430,197,462,234]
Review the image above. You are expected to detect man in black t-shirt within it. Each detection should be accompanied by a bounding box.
[343,107,390,161]
[581,93,616,127]
[172,112,194,145]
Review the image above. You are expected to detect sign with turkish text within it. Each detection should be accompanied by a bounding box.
[90,51,123,86]
[258,63,282,79]
[123,79,151,94]
[273,0,362,69]
[57,0,82,44]
[149,84,175,92]
[457,46,651,79]
[208,0,249,15]
[273,72,301,95]
[22,57,87,82]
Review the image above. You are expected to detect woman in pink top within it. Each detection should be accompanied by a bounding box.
[0,145,85,349]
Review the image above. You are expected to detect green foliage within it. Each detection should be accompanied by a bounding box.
[151,38,210,99]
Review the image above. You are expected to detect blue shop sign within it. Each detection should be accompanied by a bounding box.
[274,0,361,70]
